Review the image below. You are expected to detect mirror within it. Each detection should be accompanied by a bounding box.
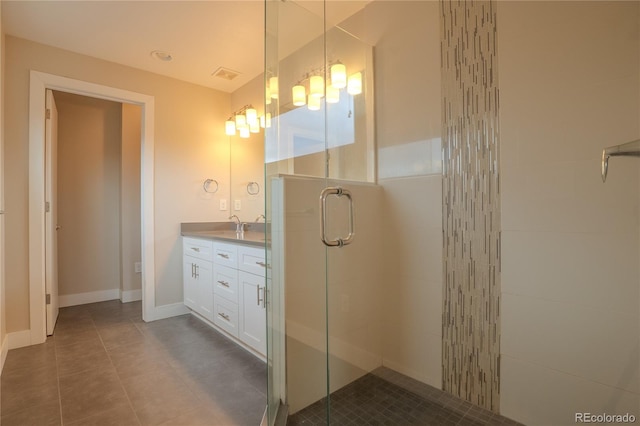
[229,75,266,224]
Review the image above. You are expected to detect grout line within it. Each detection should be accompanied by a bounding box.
[53,335,65,426]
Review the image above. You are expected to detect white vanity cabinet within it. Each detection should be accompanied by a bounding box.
[182,237,214,321]
[183,236,266,358]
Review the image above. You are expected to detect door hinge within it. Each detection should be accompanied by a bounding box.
[46,109,51,120]
[46,294,51,305]
[45,201,50,213]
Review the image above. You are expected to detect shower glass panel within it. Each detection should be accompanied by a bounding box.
[265,0,377,424]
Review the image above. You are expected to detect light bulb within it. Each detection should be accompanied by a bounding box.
[330,63,347,89]
[235,113,247,128]
[260,115,265,128]
[265,86,272,105]
[225,120,236,136]
[308,96,321,111]
[250,120,260,133]
[269,76,279,99]
[266,113,272,128]
[239,127,250,138]
[347,72,362,95]
[309,75,324,98]
[292,85,306,106]
[326,86,340,104]
[246,108,258,126]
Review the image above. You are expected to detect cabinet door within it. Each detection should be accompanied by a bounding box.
[195,259,214,321]
[239,271,266,355]
[183,258,198,310]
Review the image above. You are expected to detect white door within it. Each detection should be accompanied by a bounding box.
[45,89,59,336]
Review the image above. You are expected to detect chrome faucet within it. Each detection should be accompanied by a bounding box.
[255,214,265,222]
[229,215,244,233]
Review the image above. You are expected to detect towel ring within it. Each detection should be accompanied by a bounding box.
[247,181,260,195]
[203,179,219,194]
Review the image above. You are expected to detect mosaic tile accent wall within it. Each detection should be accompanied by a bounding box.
[440,0,501,413]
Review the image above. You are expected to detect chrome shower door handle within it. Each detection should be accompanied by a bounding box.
[319,186,355,248]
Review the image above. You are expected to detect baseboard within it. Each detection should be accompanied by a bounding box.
[148,302,190,321]
[7,330,32,350]
[59,289,120,308]
[120,289,142,303]
[1,334,8,375]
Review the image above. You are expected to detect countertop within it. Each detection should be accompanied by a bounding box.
[180,222,267,248]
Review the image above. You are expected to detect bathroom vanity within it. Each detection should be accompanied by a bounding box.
[182,223,267,359]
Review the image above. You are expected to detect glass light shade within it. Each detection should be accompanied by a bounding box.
[307,95,321,111]
[330,63,347,89]
[235,113,247,128]
[269,76,279,99]
[326,86,340,104]
[265,86,272,105]
[260,115,266,128]
[250,120,260,133]
[225,120,236,136]
[292,85,306,106]
[239,127,250,138]
[246,108,258,126]
[347,72,362,95]
[265,113,272,128]
[309,75,324,98]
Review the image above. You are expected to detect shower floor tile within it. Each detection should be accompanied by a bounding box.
[287,367,522,426]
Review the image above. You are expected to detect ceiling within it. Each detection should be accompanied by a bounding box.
[2,1,370,94]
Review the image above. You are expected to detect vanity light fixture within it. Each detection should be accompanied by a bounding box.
[225,104,263,138]
[269,76,279,99]
[347,72,362,95]
[292,85,306,106]
[287,62,363,110]
[330,63,347,88]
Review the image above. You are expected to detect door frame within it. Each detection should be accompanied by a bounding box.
[29,70,156,345]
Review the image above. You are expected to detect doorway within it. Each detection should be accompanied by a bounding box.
[28,71,157,345]
[46,91,143,336]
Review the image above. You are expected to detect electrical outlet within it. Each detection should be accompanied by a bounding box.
[134,262,142,273]
[234,199,242,210]
[219,199,228,210]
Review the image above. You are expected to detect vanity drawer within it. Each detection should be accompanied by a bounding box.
[213,296,238,338]
[213,265,238,303]
[183,237,213,261]
[238,245,267,276]
[213,242,238,268]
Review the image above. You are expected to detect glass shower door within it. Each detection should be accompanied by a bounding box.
[265,1,377,424]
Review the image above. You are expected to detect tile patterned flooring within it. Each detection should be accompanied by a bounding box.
[287,368,523,426]
[0,300,267,426]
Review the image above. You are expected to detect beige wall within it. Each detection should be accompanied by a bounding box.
[0,7,5,355]
[121,103,142,295]
[499,2,639,424]
[5,36,231,332]
[55,92,122,297]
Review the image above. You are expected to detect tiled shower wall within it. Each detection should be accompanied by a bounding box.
[441,0,501,412]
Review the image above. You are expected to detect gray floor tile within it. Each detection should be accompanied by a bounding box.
[64,401,141,426]
[0,399,62,426]
[56,337,113,377]
[59,367,130,424]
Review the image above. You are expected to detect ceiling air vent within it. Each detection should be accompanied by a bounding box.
[212,67,241,81]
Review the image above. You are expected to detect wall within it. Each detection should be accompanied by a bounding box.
[4,36,231,333]
[0,5,6,369]
[340,1,443,388]
[121,103,142,299]
[499,2,640,424]
[55,92,122,300]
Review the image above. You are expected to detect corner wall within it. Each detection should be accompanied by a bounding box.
[340,0,444,388]
[499,2,640,424]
